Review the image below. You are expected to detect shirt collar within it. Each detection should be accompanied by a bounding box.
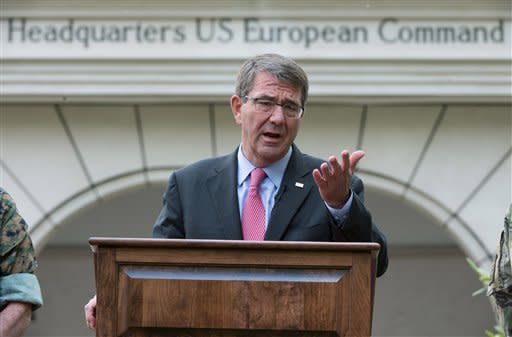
[237,145,292,189]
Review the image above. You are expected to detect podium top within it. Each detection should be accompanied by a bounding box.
[88,237,380,252]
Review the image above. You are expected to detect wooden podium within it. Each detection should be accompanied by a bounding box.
[89,238,379,337]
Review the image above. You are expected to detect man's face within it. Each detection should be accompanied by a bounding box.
[231,71,302,167]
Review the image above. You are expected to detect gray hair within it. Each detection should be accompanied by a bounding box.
[235,53,309,107]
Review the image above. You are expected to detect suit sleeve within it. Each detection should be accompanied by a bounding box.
[152,173,186,239]
[331,176,389,277]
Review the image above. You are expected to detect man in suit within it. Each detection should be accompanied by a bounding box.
[85,53,388,330]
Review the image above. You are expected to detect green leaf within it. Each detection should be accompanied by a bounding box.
[466,257,491,285]
[485,326,506,337]
[467,258,504,337]
[495,325,505,335]
[472,287,487,296]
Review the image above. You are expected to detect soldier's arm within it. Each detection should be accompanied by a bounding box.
[0,190,43,324]
[0,189,38,275]
[0,302,32,337]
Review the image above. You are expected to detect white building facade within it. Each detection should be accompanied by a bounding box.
[1,1,511,335]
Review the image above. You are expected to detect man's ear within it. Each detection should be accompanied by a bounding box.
[230,95,243,125]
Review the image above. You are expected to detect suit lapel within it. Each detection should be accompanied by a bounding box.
[265,145,313,240]
[205,150,243,240]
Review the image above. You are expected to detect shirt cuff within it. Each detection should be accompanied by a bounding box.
[0,273,43,310]
[325,191,353,227]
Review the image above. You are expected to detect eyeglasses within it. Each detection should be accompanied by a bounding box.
[243,96,304,119]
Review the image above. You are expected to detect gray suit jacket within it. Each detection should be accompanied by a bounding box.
[153,144,388,276]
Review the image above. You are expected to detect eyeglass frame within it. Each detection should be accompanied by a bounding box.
[242,95,305,119]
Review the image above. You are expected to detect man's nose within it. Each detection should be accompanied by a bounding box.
[268,105,286,123]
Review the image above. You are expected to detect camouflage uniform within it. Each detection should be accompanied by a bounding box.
[0,188,43,311]
[488,204,512,337]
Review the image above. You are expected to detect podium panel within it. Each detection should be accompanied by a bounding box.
[89,238,379,337]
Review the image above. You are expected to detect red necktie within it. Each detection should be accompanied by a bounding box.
[242,168,267,240]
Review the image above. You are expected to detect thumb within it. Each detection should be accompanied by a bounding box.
[350,151,365,170]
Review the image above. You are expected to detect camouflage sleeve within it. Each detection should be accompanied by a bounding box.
[0,189,38,276]
[487,204,512,336]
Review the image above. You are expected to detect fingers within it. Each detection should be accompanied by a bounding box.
[328,156,342,176]
[312,168,326,187]
[341,151,350,173]
[315,150,364,183]
[314,150,363,209]
[84,295,97,331]
[320,162,332,179]
[349,150,365,171]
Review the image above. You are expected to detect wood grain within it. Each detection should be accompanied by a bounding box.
[90,238,378,337]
